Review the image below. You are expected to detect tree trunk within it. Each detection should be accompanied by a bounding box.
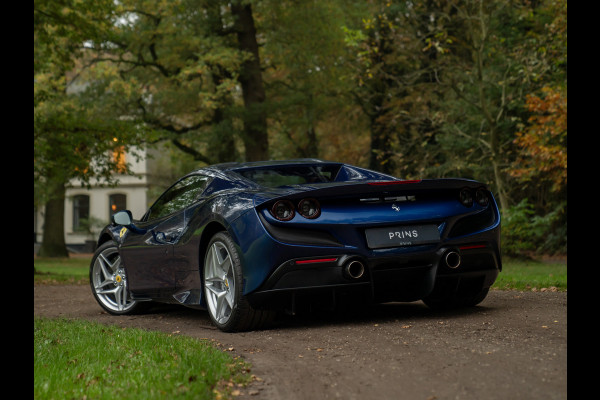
[492,161,508,212]
[231,1,269,162]
[303,125,318,158]
[369,113,396,175]
[37,181,69,258]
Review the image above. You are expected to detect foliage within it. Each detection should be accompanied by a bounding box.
[427,1,546,212]
[34,318,252,399]
[76,216,107,239]
[340,0,566,255]
[258,0,359,159]
[343,1,446,176]
[508,86,567,256]
[501,199,566,256]
[34,0,146,202]
[34,0,150,257]
[512,87,567,194]
[74,0,271,164]
[33,63,145,205]
[105,0,245,164]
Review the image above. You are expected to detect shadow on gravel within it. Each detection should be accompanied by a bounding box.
[133,299,495,332]
[270,301,496,331]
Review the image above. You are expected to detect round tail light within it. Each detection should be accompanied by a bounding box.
[459,188,473,207]
[298,198,320,219]
[475,188,489,206]
[271,200,295,221]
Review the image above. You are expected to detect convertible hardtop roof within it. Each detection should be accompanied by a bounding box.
[185,159,483,195]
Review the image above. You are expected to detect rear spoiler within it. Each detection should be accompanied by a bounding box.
[252,178,486,207]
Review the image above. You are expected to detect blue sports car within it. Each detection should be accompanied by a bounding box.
[90,159,501,332]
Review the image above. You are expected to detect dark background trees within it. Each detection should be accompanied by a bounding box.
[34,0,566,257]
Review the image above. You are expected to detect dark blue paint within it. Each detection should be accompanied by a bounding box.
[96,159,501,308]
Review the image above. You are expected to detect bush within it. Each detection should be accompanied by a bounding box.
[501,199,566,257]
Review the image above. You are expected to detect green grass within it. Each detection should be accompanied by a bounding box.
[492,257,567,292]
[34,318,252,400]
[34,256,91,284]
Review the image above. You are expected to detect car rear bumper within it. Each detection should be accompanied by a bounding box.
[229,198,501,308]
[246,241,500,309]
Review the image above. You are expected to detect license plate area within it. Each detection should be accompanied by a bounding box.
[365,224,440,249]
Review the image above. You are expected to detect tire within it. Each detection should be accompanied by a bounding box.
[422,280,490,310]
[462,287,490,306]
[90,241,146,315]
[203,232,274,332]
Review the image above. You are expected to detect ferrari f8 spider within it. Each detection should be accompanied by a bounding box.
[90,159,501,332]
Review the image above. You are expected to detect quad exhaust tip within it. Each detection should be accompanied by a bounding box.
[445,250,461,269]
[344,260,365,280]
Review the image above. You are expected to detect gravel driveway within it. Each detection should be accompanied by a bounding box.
[34,285,567,399]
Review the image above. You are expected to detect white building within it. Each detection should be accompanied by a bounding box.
[34,146,152,253]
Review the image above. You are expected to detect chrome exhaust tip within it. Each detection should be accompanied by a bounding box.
[344,260,365,280]
[445,250,461,269]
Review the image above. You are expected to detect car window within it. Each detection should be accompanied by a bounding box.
[234,165,341,187]
[146,175,210,221]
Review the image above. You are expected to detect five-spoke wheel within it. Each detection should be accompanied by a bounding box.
[90,241,141,315]
[203,232,274,332]
[204,239,237,325]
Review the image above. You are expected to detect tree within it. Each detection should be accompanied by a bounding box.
[34,0,145,257]
[512,87,566,196]
[431,0,566,254]
[257,0,359,159]
[83,0,269,164]
[429,1,520,211]
[231,1,269,161]
[344,0,566,214]
[506,0,566,254]
[510,0,567,207]
[344,1,449,176]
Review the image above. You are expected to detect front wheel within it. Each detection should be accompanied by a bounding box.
[90,241,145,315]
[203,232,274,332]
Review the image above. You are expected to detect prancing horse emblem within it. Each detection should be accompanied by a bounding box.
[392,204,400,212]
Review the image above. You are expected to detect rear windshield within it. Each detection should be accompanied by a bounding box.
[234,165,342,187]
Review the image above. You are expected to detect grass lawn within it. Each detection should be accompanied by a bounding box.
[34,318,252,400]
[34,256,255,399]
[491,257,567,292]
[34,256,91,284]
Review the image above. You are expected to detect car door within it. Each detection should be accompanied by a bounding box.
[119,174,210,297]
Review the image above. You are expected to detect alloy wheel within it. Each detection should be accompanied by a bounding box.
[91,245,137,313]
[204,240,236,325]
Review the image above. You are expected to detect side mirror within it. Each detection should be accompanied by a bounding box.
[112,210,133,226]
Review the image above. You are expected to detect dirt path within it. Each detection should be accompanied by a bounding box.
[34,285,567,400]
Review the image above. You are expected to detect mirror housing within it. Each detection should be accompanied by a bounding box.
[112,210,133,226]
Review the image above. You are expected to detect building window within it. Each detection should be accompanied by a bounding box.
[73,195,90,232]
[109,194,127,218]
